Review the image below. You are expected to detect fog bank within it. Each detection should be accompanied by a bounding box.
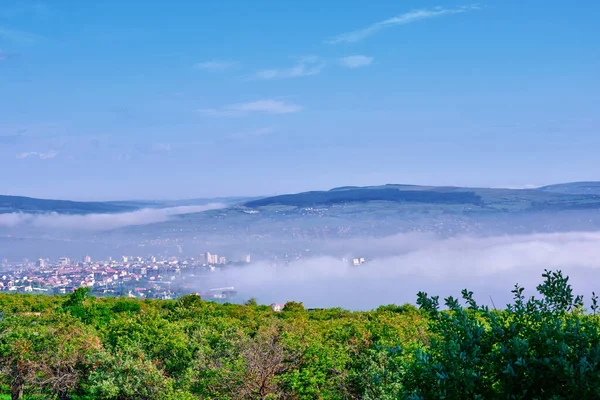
[0,204,225,231]
[201,231,600,310]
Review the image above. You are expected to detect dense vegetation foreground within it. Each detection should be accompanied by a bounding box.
[2,270,600,399]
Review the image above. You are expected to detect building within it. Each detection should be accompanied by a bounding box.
[352,258,366,266]
[219,256,227,265]
[58,257,70,267]
[205,252,220,265]
[245,254,251,263]
[271,303,284,312]
[83,255,92,263]
[37,259,46,268]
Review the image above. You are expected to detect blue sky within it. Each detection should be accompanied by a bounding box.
[1,0,599,200]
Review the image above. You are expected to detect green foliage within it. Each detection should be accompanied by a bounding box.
[407,269,600,400]
[84,345,174,399]
[282,301,305,312]
[2,270,600,399]
[111,298,141,314]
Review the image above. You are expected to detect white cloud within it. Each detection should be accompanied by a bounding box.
[195,60,236,71]
[198,100,302,117]
[0,204,225,231]
[16,151,57,160]
[327,4,480,44]
[254,57,325,80]
[200,231,600,310]
[339,55,373,68]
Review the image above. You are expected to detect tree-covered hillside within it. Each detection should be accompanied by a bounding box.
[1,270,599,399]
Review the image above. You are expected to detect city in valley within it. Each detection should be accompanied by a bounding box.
[0,252,247,300]
[0,252,370,301]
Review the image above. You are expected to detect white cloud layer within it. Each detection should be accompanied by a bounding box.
[327,4,480,44]
[0,204,225,231]
[198,100,302,117]
[202,231,600,310]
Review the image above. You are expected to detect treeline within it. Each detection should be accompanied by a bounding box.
[1,270,600,399]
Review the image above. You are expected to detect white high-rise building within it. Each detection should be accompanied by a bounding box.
[206,252,219,264]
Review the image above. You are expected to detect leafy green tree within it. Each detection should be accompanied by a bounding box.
[84,345,175,399]
[0,312,100,400]
[406,270,600,400]
[282,301,305,313]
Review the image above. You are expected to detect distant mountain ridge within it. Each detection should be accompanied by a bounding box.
[3,182,600,215]
[244,188,484,208]
[0,195,254,215]
[0,195,137,215]
[539,182,600,195]
[242,182,600,212]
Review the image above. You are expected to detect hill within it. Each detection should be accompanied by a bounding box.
[0,195,257,215]
[242,183,600,212]
[244,187,484,208]
[0,195,138,215]
[539,181,600,195]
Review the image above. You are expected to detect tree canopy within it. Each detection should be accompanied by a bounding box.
[1,270,600,399]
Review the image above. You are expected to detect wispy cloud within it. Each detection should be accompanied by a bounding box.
[0,26,43,45]
[339,55,373,68]
[16,151,57,160]
[198,100,302,117]
[254,56,325,80]
[327,4,480,44]
[195,60,237,71]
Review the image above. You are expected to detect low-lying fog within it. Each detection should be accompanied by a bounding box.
[0,203,225,230]
[3,206,600,310]
[201,231,600,310]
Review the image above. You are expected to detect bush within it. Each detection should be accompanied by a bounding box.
[2,270,600,399]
